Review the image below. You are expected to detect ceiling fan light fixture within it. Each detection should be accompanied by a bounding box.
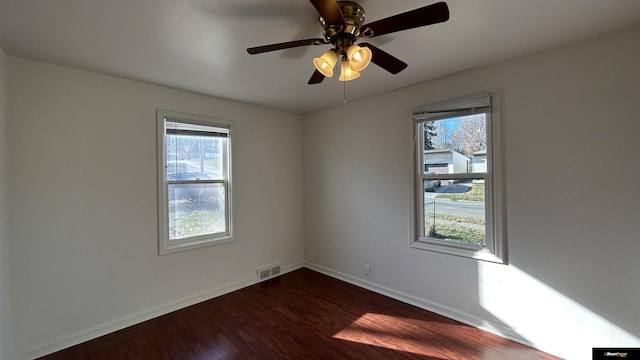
[339,60,361,81]
[313,50,338,77]
[346,44,372,72]
[247,1,451,85]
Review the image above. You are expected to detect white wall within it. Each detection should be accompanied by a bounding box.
[7,58,304,358]
[303,26,640,360]
[0,47,15,360]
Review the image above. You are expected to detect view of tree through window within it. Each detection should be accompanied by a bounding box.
[421,114,487,246]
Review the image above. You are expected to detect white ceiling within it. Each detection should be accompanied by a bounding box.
[1,0,640,114]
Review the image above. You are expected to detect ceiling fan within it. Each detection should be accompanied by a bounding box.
[247,0,449,84]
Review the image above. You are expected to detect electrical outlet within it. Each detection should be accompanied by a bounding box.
[364,264,371,276]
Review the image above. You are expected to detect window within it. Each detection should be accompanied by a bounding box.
[157,110,233,254]
[411,91,505,263]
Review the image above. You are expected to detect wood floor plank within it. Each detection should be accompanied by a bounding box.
[40,268,561,359]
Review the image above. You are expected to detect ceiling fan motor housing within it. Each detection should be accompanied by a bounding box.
[320,1,366,54]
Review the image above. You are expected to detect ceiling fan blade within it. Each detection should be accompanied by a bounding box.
[308,70,326,84]
[309,0,346,27]
[359,43,408,74]
[360,2,449,38]
[247,38,327,54]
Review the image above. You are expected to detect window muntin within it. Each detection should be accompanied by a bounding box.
[158,111,233,254]
[412,92,504,263]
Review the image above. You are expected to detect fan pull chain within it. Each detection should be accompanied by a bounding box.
[343,80,347,105]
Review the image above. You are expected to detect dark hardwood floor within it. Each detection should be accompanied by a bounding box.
[40,268,561,359]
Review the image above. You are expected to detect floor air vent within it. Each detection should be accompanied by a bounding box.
[257,264,281,280]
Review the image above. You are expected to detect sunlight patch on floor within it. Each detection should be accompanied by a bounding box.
[332,312,462,358]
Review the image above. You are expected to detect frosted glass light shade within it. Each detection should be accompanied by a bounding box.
[346,44,372,72]
[313,50,338,77]
[339,60,361,81]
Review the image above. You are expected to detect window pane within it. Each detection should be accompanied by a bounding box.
[424,179,485,246]
[423,114,487,175]
[168,183,226,240]
[166,134,225,180]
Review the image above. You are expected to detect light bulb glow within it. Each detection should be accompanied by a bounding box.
[339,60,360,81]
[346,44,372,72]
[313,50,338,77]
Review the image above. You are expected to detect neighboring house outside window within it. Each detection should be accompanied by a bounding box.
[157,110,233,254]
[411,91,505,263]
[424,149,471,185]
[471,149,487,173]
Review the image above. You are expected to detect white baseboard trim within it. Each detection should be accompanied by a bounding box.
[20,260,535,359]
[20,261,305,360]
[303,261,536,350]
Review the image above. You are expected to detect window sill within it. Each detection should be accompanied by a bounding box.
[411,239,506,264]
[160,235,235,255]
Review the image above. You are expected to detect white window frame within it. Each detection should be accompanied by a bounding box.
[157,110,234,255]
[410,91,506,263]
